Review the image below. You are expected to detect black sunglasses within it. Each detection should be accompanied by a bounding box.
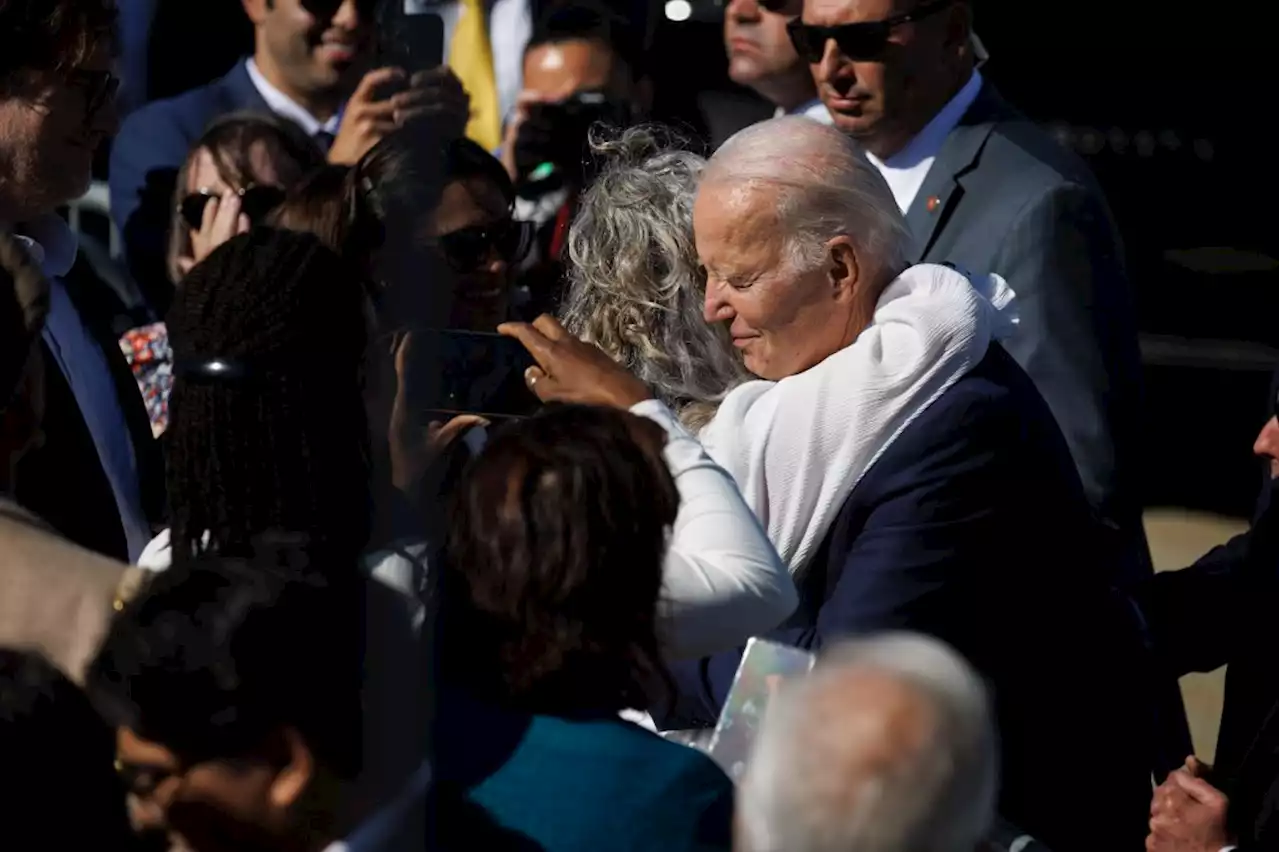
[787,0,953,63]
[69,68,119,119]
[438,219,534,272]
[179,185,287,232]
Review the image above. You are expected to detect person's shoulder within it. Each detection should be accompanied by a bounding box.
[115,61,249,149]
[970,89,1105,201]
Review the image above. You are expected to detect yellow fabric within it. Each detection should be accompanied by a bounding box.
[449,0,501,151]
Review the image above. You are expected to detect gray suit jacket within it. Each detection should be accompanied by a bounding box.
[906,82,1145,570]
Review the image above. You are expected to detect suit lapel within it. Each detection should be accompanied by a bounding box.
[904,82,1008,261]
[220,59,273,116]
[60,276,164,525]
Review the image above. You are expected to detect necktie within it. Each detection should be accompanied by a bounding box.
[449,0,501,151]
[313,130,335,154]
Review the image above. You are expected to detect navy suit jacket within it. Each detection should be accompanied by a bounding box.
[907,82,1146,577]
[1134,481,1277,850]
[662,345,1151,851]
[108,59,270,309]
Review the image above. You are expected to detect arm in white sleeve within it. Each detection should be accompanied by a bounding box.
[631,399,797,660]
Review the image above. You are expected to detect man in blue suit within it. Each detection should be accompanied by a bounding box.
[653,115,1152,851]
[109,0,397,305]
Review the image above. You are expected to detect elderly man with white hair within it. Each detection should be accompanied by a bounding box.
[499,116,1151,849]
[736,633,997,852]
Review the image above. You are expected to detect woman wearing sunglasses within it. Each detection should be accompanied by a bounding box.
[166,112,325,287]
[119,113,325,436]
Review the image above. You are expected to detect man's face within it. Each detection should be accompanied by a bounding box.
[248,0,374,99]
[804,0,959,152]
[724,0,805,93]
[1254,415,1278,479]
[115,728,285,852]
[0,42,118,219]
[522,38,626,103]
[695,181,854,380]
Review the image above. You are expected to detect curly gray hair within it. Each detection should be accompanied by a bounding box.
[560,127,749,431]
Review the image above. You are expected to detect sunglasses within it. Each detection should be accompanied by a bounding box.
[787,0,953,63]
[179,185,287,232]
[438,219,534,272]
[69,68,119,119]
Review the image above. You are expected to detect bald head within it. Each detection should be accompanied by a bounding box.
[737,634,997,852]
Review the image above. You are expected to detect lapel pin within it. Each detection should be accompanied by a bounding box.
[926,195,941,213]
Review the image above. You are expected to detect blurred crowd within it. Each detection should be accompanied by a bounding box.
[0,1,1274,851]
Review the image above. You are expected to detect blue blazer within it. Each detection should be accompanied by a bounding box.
[108,59,271,308]
[661,344,1151,851]
[434,691,734,852]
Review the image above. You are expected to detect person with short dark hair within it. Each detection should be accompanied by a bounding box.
[0,648,137,847]
[87,548,410,852]
[0,0,164,564]
[433,404,735,852]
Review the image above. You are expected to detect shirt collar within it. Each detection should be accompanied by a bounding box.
[774,98,832,125]
[245,58,342,137]
[13,214,78,278]
[868,69,984,170]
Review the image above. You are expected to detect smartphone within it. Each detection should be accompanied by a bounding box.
[380,8,445,74]
[407,329,539,420]
[705,638,816,780]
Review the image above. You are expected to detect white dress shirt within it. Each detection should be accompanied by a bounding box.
[16,217,151,563]
[246,57,343,139]
[773,97,834,125]
[405,0,533,128]
[865,70,984,213]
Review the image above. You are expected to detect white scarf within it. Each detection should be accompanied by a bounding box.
[699,263,1017,578]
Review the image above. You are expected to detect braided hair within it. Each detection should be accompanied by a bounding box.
[165,228,372,569]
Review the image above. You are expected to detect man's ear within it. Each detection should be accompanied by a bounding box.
[242,0,270,26]
[825,236,859,300]
[267,727,315,812]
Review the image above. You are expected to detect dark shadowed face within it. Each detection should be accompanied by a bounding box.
[246,0,374,103]
[0,42,119,220]
[115,728,286,852]
[724,0,806,93]
[803,0,967,157]
[1254,416,1278,479]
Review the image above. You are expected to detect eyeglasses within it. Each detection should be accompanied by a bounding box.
[179,185,287,231]
[69,68,119,119]
[786,0,953,63]
[437,219,534,272]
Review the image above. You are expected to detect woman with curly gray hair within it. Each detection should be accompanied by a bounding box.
[559,128,749,430]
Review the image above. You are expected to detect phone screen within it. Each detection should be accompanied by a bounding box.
[380,9,444,74]
[408,329,539,420]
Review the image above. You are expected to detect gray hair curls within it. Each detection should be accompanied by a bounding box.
[560,127,749,431]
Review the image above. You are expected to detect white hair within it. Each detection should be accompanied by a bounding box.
[560,126,750,430]
[704,116,913,283]
[737,633,998,852]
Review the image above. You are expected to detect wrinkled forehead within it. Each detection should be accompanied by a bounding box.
[805,0,905,26]
[694,179,782,246]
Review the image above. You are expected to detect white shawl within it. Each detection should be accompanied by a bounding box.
[698,263,1017,577]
